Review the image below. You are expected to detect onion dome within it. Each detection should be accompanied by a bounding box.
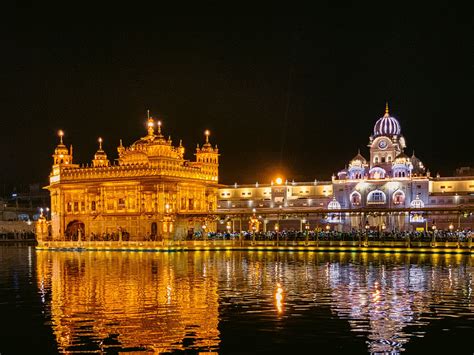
[198,130,218,153]
[328,197,341,210]
[350,149,367,165]
[53,130,73,165]
[92,137,110,167]
[373,103,401,137]
[54,130,69,156]
[394,151,410,163]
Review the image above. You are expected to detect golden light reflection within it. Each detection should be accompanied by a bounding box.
[36,251,220,353]
[275,282,284,314]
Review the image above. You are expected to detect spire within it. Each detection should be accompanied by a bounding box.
[98,137,103,150]
[156,120,162,136]
[146,110,154,136]
[119,139,123,147]
[204,130,210,144]
[384,102,390,116]
[58,130,64,144]
[179,139,183,147]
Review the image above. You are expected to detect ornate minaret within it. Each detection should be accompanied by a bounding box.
[52,130,73,165]
[195,130,219,181]
[92,137,110,167]
[368,103,406,174]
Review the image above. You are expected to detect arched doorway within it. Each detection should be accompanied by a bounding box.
[65,220,85,241]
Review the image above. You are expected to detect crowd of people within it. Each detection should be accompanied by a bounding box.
[191,229,473,243]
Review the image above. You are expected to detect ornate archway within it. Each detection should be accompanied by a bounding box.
[65,220,85,241]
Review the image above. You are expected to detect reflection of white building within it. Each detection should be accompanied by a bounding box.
[217,104,474,231]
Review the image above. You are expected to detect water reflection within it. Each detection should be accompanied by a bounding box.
[36,252,220,353]
[35,251,473,354]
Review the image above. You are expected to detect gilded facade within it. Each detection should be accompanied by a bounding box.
[43,113,219,241]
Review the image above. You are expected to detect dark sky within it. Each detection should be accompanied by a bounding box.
[2,5,473,188]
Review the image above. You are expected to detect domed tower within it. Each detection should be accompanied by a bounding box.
[368,103,406,175]
[52,130,73,165]
[92,137,110,167]
[195,130,219,181]
[392,152,413,178]
[347,150,368,179]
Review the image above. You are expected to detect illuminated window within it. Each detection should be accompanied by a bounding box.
[74,202,78,211]
[188,198,194,210]
[91,201,96,211]
[350,191,361,205]
[393,190,405,205]
[80,201,85,211]
[367,190,386,204]
[67,202,72,212]
[118,198,125,209]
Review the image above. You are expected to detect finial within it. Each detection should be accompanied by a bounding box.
[385,102,389,116]
[119,139,123,147]
[358,148,361,155]
[204,130,210,143]
[147,109,150,119]
[179,139,183,147]
[157,120,162,135]
[147,113,155,136]
[58,130,64,144]
[98,137,103,150]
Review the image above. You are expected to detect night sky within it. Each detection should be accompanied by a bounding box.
[2,5,472,189]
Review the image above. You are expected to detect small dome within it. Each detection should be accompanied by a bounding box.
[351,150,367,164]
[328,197,341,210]
[394,152,410,163]
[373,103,401,137]
[410,195,424,208]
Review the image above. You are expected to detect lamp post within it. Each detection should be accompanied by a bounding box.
[431,224,437,246]
[381,222,386,244]
[304,222,310,245]
[252,225,257,245]
[202,224,207,243]
[275,223,279,246]
[364,221,369,247]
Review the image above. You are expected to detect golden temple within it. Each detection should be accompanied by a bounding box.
[40,111,219,242]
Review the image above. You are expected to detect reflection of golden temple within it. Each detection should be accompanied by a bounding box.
[40,112,219,243]
[36,251,220,353]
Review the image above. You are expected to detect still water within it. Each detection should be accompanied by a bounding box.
[0,246,473,354]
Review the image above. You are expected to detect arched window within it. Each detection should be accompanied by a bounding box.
[387,156,392,162]
[367,190,386,204]
[393,190,405,205]
[350,191,361,205]
[374,156,379,164]
[381,157,386,163]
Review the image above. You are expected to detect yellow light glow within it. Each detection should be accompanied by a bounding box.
[275,283,284,313]
[58,130,64,137]
[204,130,210,136]
[275,177,283,185]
